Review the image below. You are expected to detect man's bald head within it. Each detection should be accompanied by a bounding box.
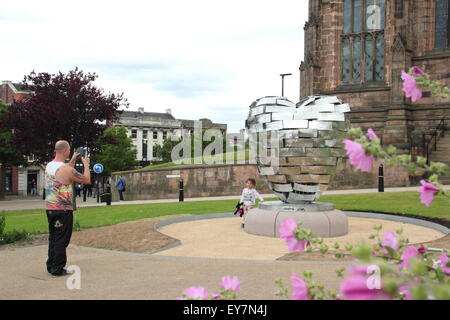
[55,140,70,154]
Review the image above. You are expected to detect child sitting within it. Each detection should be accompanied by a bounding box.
[240,178,264,220]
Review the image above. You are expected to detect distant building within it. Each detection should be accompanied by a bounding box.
[115,109,228,165]
[179,118,227,136]
[114,108,183,165]
[0,81,43,196]
[0,81,31,105]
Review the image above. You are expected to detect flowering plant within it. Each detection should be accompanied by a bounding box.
[274,219,450,300]
[177,275,241,300]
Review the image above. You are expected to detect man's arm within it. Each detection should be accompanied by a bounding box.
[67,152,80,168]
[70,156,90,184]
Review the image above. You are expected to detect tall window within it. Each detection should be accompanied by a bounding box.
[143,130,148,139]
[4,168,12,192]
[153,131,158,139]
[142,140,148,160]
[131,129,137,139]
[435,0,450,48]
[342,0,385,84]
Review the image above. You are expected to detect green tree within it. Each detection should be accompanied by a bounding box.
[154,137,182,163]
[91,126,138,175]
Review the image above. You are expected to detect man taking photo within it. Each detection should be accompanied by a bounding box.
[44,140,90,276]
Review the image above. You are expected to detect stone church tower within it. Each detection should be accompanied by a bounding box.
[300,0,450,154]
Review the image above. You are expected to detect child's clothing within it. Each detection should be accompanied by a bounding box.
[240,188,264,219]
[240,188,264,206]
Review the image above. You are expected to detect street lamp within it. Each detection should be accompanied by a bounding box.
[280,73,292,97]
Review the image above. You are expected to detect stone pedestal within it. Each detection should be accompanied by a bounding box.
[244,201,348,238]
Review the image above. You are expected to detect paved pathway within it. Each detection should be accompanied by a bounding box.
[0,186,442,211]
[0,245,347,300]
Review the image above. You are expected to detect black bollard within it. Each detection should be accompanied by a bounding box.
[378,165,384,192]
[42,188,46,200]
[106,185,111,205]
[179,179,184,202]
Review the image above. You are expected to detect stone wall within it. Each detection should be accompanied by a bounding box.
[111,161,411,202]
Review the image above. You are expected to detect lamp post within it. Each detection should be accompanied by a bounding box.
[280,73,292,97]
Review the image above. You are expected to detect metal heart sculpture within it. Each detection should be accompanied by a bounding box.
[246,95,351,204]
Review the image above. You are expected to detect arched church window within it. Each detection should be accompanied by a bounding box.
[435,0,450,48]
[342,0,385,84]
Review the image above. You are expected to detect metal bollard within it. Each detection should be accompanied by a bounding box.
[42,188,46,200]
[179,179,184,202]
[378,165,384,192]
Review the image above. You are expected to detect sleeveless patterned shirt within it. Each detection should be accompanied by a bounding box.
[45,161,73,210]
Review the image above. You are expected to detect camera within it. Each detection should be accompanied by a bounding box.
[76,147,88,159]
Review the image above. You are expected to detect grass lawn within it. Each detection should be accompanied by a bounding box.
[1,191,449,235]
[136,150,251,172]
[319,192,450,220]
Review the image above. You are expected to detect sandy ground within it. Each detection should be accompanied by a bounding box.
[155,216,446,260]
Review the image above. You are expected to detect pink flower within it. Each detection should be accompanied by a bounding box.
[399,285,413,300]
[412,66,426,76]
[182,286,209,299]
[399,246,419,269]
[291,274,309,300]
[418,180,439,207]
[347,265,370,276]
[418,245,426,254]
[401,70,422,102]
[279,218,308,252]
[343,139,374,172]
[221,275,241,292]
[382,232,399,252]
[367,128,378,140]
[437,252,450,275]
[340,275,390,300]
[210,293,222,300]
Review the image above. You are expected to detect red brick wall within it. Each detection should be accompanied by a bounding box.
[0,84,15,105]
[113,162,410,201]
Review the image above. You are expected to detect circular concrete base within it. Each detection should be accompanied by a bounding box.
[244,202,348,238]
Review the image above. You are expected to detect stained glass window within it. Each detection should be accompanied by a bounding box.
[365,34,374,82]
[375,33,385,81]
[344,0,352,34]
[353,0,362,33]
[342,0,385,84]
[343,38,351,83]
[353,37,361,83]
[435,0,449,48]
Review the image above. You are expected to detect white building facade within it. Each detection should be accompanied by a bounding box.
[115,108,183,163]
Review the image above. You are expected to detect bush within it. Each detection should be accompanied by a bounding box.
[74,218,82,231]
[0,215,32,244]
[0,215,5,237]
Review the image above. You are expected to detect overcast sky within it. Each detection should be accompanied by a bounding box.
[1,0,308,132]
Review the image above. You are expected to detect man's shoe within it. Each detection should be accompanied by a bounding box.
[51,269,74,277]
